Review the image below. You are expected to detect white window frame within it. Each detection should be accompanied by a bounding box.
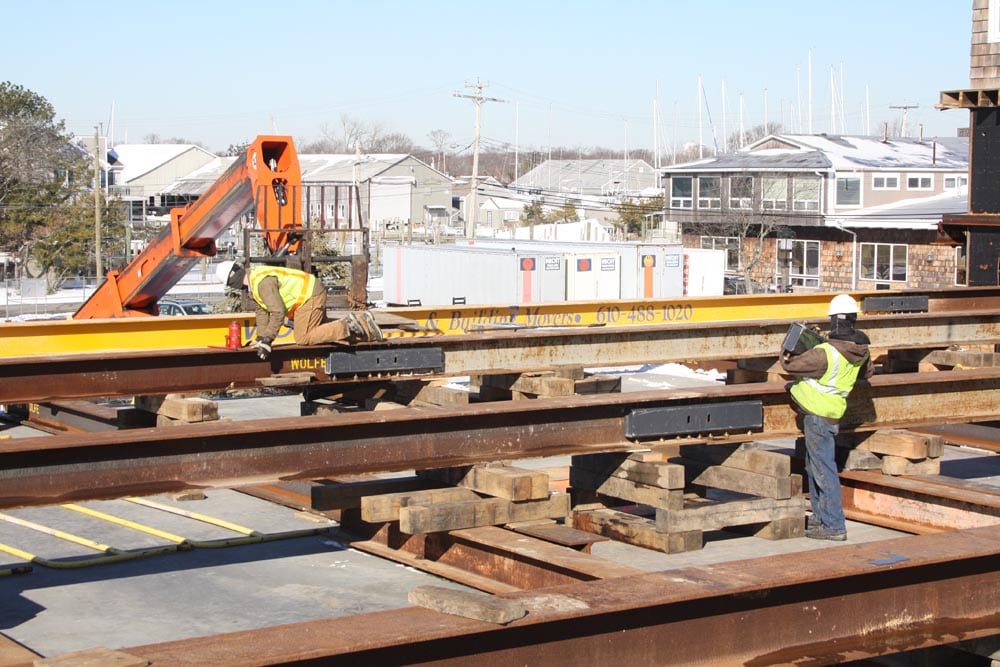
[835,175,863,208]
[786,239,821,288]
[761,176,787,210]
[729,175,753,210]
[503,210,519,221]
[671,176,693,209]
[700,235,741,271]
[872,173,900,191]
[697,176,721,209]
[955,245,968,286]
[944,175,968,190]
[792,177,820,212]
[860,242,908,282]
[905,174,933,191]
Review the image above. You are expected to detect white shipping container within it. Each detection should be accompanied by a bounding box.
[382,244,566,306]
[565,252,621,301]
[681,248,726,296]
[463,239,685,299]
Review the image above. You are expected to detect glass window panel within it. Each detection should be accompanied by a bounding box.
[672,177,692,197]
[836,177,861,205]
[699,176,720,197]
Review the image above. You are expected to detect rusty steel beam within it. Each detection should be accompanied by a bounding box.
[68,525,1000,666]
[2,369,1000,509]
[2,310,1000,403]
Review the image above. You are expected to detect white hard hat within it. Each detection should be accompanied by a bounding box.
[215,260,236,284]
[828,293,859,316]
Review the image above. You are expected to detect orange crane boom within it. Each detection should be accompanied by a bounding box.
[74,135,302,319]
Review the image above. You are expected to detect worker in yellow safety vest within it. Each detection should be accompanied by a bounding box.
[216,261,382,360]
[781,294,873,541]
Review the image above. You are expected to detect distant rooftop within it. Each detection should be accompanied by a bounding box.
[513,158,656,195]
[663,134,968,173]
[112,144,215,182]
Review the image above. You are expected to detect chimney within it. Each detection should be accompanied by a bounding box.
[881,122,888,143]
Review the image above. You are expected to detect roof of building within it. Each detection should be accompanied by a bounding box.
[827,189,968,230]
[663,134,968,174]
[513,159,656,193]
[159,153,447,197]
[112,144,216,182]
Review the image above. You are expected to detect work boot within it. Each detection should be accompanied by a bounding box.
[805,525,847,541]
[355,310,383,342]
[344,312,383,342]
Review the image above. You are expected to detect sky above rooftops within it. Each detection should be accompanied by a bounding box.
[5,1,971,156]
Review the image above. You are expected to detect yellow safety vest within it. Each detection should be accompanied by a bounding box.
[790,342,865,420]
[248,266,316,317]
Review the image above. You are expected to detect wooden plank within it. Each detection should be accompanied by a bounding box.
[311,476,439,511]
[408,585,527,625]
[509,522,609,552]
[881,456,942,476]
[572,453,685,489]
[134,394,218,422]
[361,487,480,522]
[573,508,703,554]
[411,384,471,406]
[399,494,570,534]
[680,459,794,500]
[676,444,791,477]
[655,496,806,533]
[851,429,944,459]
[464,466,550,501]
[419,464,550,500]
[569,467,684,510]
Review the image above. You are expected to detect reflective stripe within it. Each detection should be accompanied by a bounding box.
[790,343,864,419]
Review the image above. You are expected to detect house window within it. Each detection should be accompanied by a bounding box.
[955,245,968,286]
[944,175,968,190]
[671,176,693,209]
[872,174,900,190]
[906,174,933,191]
[860,243,908,282]
[487,210,494,225]
[792,177,820,211]
[697,176,721,209]
[730,176,753,209]
[836,176,862,207]
[503,210,519,221]
[788,239,820,287]
[701,236,740,271]
[762,177,787,210]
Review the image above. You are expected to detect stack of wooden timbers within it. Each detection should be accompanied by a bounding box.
[570,444,805,552]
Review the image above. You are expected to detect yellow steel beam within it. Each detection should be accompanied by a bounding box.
[1,287,997,359]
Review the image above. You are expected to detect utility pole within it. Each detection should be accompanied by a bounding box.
[93,126,102,279]
[889,103,919,138]
[454,79,506,238]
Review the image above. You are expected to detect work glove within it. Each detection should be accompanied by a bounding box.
[254,337,273,361]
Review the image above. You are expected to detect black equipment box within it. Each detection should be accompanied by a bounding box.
[781,323,825,355]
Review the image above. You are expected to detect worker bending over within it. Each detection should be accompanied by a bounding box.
[781,294,873,541]
[216,261,382,360]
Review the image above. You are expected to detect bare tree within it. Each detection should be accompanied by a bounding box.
[427,129,450,173]
[685,208,789,293]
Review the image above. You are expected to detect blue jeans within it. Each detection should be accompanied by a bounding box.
[803,413,846,532]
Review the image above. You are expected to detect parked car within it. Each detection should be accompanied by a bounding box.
[158,298,213,316]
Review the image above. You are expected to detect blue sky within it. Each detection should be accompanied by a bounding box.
[4,1,972,155]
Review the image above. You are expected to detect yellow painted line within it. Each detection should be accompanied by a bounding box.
[0,512,112,552]
[62,503,187,544]
[125,497,255,535]
[0,542,36,562]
